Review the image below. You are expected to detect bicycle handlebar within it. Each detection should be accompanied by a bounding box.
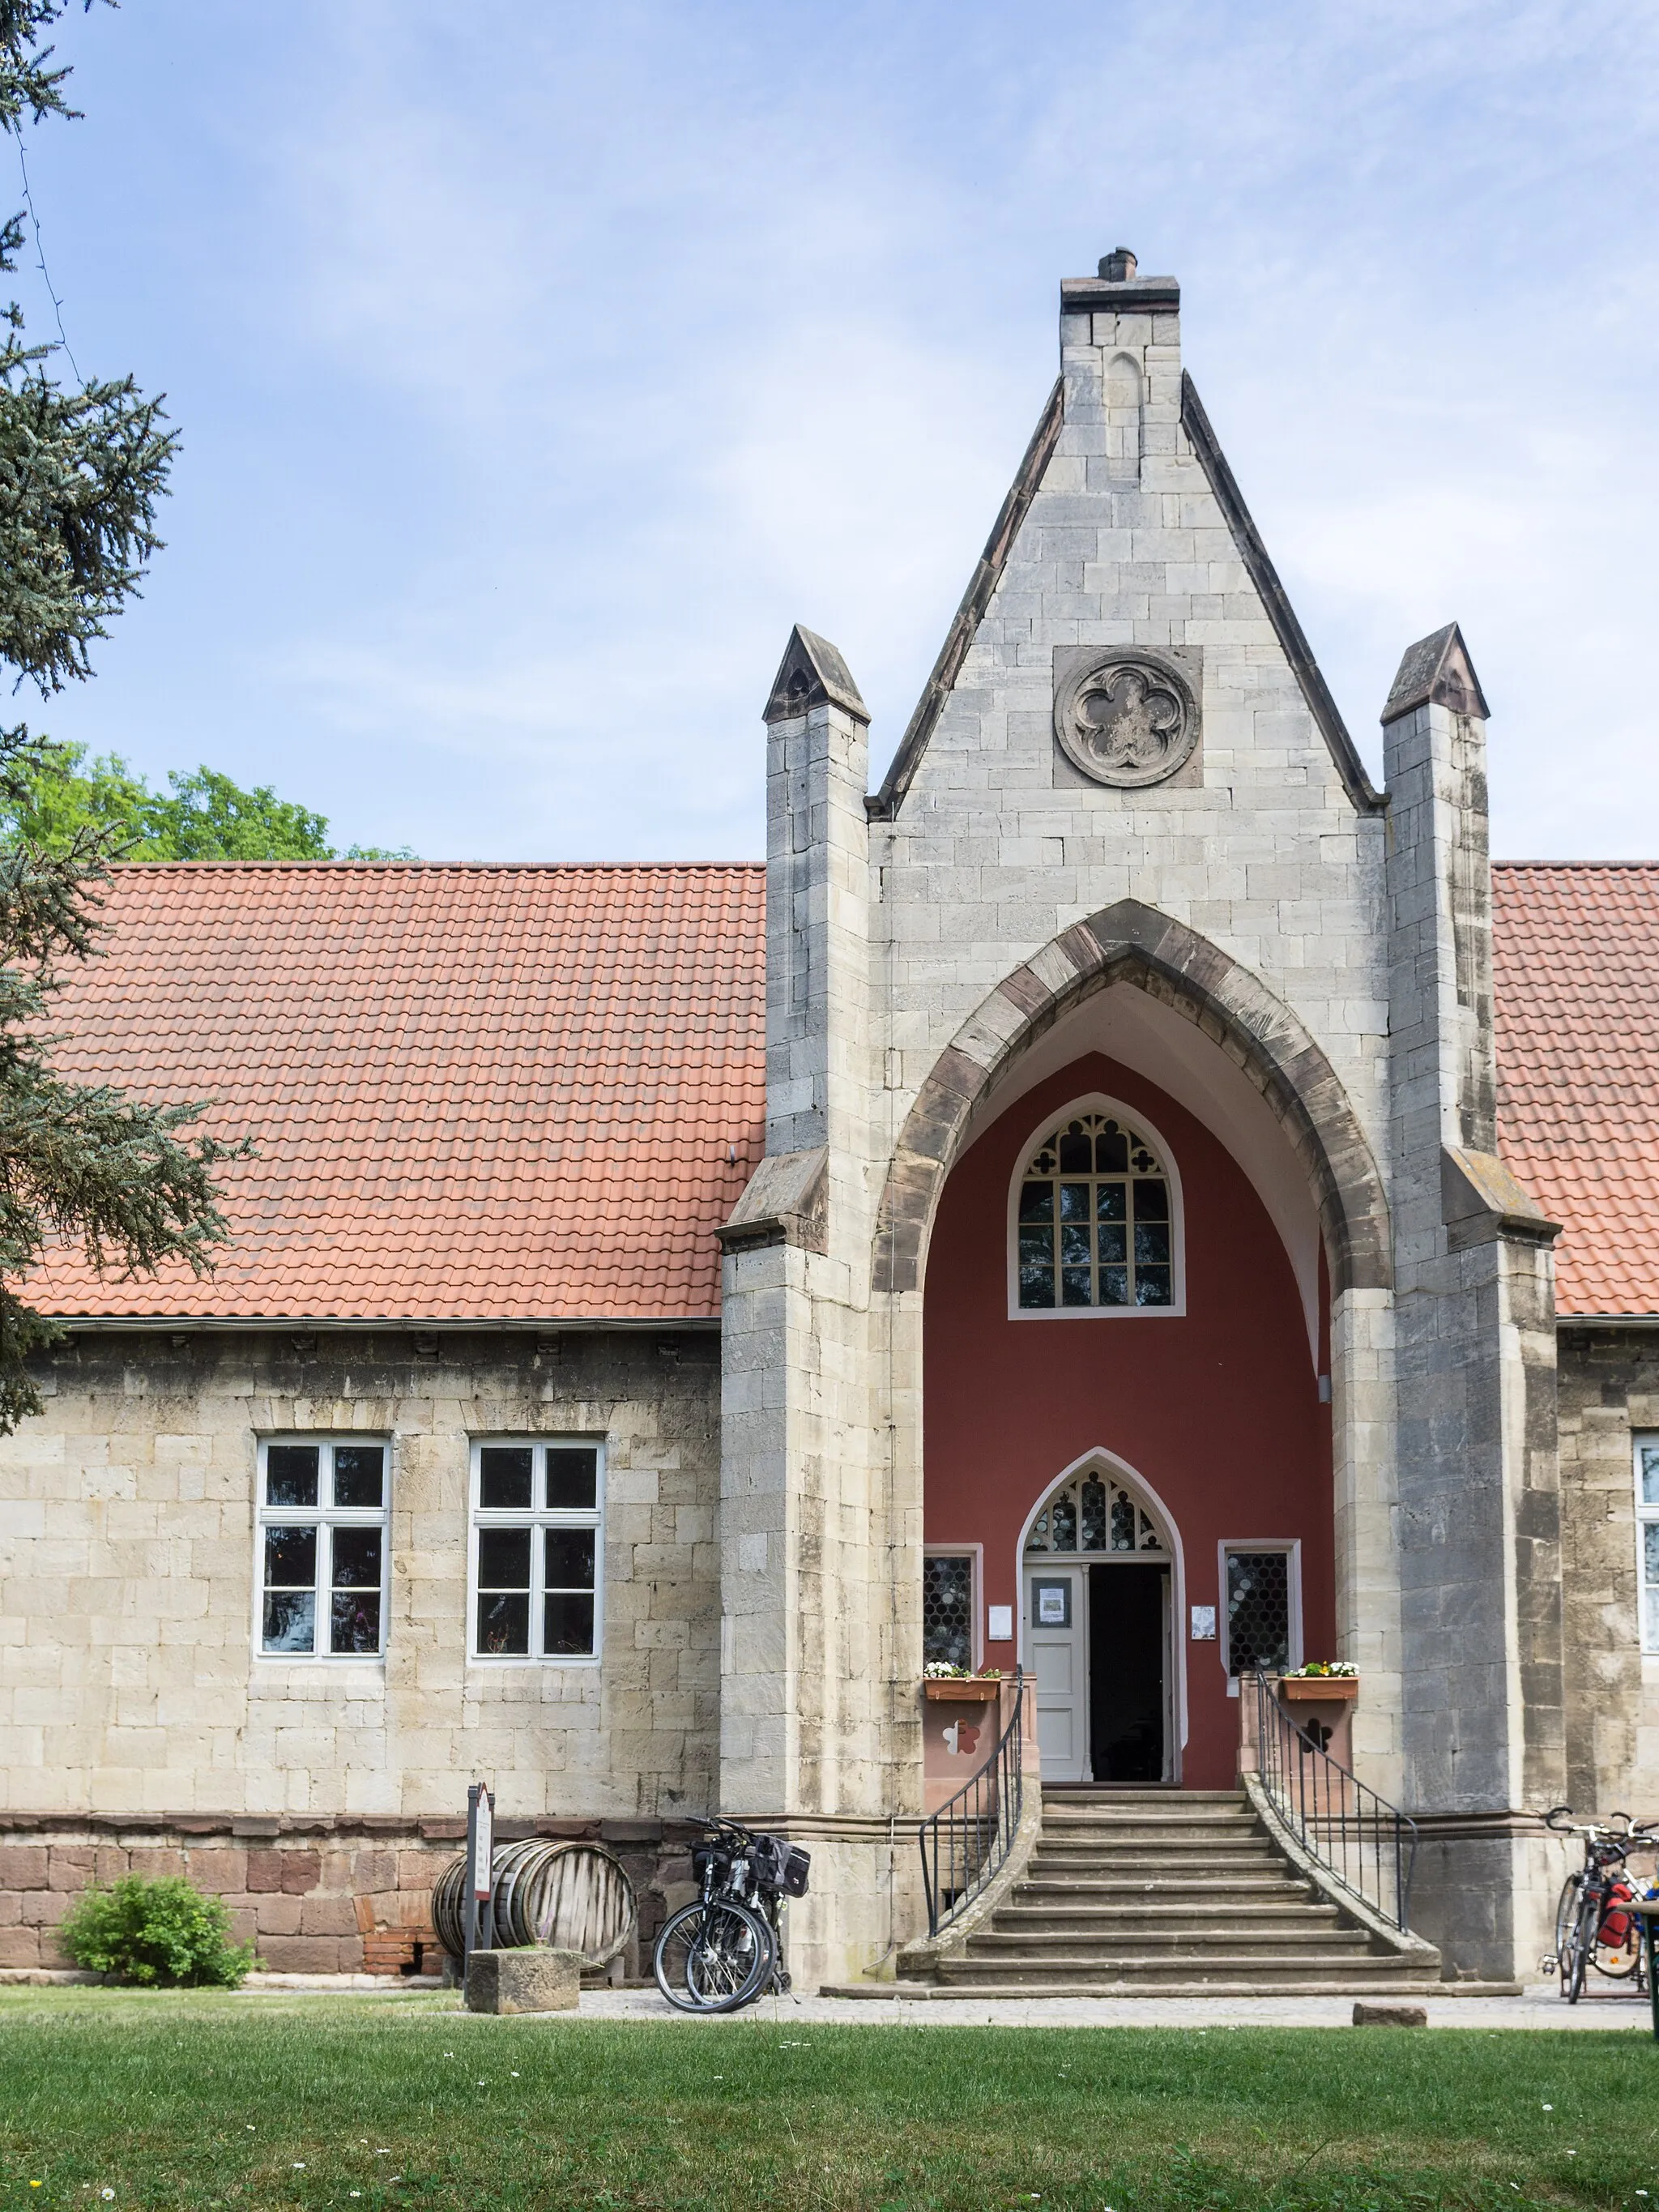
[1541,1804,1659,1844]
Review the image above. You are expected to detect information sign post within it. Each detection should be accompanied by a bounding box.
[464,1781,494,1966]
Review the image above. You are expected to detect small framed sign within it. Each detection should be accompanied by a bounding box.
[1032,1579,1071,1629]
[987,1603,1013,1643]
[471,1783,494,1898]
[1190,1604,1218,1642]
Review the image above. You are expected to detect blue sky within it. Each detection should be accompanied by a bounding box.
[13,0,1659,860]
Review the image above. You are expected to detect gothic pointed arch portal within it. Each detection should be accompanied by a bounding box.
[874,898,1390,1302]
[1017,1451,1188,1787]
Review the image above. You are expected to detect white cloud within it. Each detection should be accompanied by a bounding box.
[29,0,1659,860]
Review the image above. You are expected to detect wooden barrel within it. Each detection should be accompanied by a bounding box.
[431,1841,637,1966]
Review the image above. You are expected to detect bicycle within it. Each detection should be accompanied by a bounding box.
[653,1817,811,2013]
[1542,1806,1657,2002]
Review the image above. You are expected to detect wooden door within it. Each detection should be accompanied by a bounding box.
[1026,1565,1087,1783]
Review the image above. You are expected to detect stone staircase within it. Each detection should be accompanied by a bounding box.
[898,1786,1444,1996]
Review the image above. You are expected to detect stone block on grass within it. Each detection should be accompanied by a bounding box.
[1352,2002,1427,2028]
[463,1946,582,2014]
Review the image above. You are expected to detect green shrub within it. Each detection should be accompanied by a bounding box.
[58,1875,256,1988]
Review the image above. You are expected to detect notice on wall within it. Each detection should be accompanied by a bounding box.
[1190,1605,1218,1642]
[1034,1581,1070,1628]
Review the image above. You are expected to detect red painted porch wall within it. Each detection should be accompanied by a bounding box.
[923,1051,1333,1790]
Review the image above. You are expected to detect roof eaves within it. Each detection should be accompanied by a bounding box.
[868,376,1065,822]
[46,1313,724,1333]
[1179,371,1384,817]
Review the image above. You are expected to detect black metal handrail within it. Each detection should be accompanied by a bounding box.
[919,1670,1024,1938]
[1248,1671,1418,1931]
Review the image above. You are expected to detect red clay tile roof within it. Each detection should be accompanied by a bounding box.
[1494,863,1659,1317]
[29,863,766,1325]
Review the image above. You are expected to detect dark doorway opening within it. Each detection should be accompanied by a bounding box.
[1088,1562,1168,1782]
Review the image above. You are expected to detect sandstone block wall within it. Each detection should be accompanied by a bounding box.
[0,1813,700,1976]
[0,1327,721,1826]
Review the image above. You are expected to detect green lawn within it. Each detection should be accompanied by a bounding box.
[4,1989,1659,2210]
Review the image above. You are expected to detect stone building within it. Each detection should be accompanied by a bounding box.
[3,251,1657,1992]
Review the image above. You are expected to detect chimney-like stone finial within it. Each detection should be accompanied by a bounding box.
[1098,247,1137,281]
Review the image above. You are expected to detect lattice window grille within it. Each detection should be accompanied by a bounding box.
[1026,1473,1166,1557]
[1224,1548,1290,1676]
[922,1554,975,1669]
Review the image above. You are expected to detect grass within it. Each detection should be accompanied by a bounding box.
[4,1989,1659,2210]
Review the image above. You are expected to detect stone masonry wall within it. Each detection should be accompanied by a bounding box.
[1558,1329,1659,1817]
[0,1813,701,1977]
[0,1326,722,1965]
[860,279,1400,1800]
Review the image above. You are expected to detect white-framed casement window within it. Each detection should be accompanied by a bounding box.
[923,1547,982,1671]
[470,1438,603,1663]
[257,1437,389,1659]
[1635,1435,1659,1651]
[1218,1540,1303,1679]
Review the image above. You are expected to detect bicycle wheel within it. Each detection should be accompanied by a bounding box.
[1594,1894,1642,1979]
[1563,1885,1597,2003]
[1554,1874,1580,1969]
[654,1898,774,2013]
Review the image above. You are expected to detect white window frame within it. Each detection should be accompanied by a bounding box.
[1635,1434,1659,1653]
[1217,1538,1303,1679]
[923,1544,983,1671]
[1006,1092,1187,1320]
[254,1435,390,1663]
[469,1437,604,1666]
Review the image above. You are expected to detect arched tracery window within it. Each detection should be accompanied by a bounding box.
[1016,1110,1173,1309]
[1025,1469,1168,1557]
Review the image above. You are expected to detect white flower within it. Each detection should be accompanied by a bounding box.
[101,2194,115,2202]
[1542,2103,1552,2110]
[292,2164,305,2171]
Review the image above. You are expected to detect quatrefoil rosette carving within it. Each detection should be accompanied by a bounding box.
[1053,650,1199,789]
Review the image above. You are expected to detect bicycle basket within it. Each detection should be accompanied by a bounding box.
[752,1833,810,1898]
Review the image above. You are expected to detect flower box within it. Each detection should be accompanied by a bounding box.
[1277,1675,1359,1703]
[923,1678,1003,1703]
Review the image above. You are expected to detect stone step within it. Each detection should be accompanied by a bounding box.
[937,1950,1423,1984]
[994,1902,1343,1928]
[1042,1806,1257,1826]
[1034,1840,1291,1858]
[1037,1823,1279,1842]
[1042,1790,1248,1805]
[1017,1877,1313,1898]
[1043,1822,1282,1840]
[967,1930,1375,1958]
[877,1977,1457,1999]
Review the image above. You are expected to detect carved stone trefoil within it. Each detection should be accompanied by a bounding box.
[1053,649,1198,788]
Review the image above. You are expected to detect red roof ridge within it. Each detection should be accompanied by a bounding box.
[1494,859,1659,871]
[102,859,768,875]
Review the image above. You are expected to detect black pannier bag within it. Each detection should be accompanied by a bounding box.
[752,1832,811,1898]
